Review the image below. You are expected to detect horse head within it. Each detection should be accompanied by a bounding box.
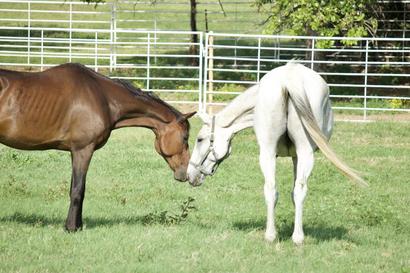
[187,113,233,187]
[154,111,196,182]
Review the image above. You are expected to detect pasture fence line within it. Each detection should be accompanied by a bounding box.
[203,32,410,119]
[0,0,270,34]
[0,25,409,118]
[0,26,204,109]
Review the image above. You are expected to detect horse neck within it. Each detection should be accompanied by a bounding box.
[215,85,258,134]
[113,91,178,133]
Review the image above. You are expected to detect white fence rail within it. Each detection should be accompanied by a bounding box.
[0,26,203,109]
[203,32,410,118]
[0,0,112,29]
[0,0,269,33]
[0,25,409,117]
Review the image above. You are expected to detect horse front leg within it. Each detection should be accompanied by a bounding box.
[65,145,94,232]
[291,149,314,245]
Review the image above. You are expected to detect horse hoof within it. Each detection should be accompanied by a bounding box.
[264,232,277,242]
[65,224,82,232]
[292,234,304,246]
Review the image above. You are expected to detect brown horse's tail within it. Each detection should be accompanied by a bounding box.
[284,67,368,187]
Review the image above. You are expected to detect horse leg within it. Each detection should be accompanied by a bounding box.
[291,157,297,206]
[291,148,314,245]
[65,145,94,232]
[256,120,285,242]
[259,146,278,242]
[255,79,287,242]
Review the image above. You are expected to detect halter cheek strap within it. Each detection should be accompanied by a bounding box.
[189,115,219,176]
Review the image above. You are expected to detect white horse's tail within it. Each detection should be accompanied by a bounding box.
[285,72,368,187]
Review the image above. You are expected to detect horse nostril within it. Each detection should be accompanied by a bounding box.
[174,170,187,182]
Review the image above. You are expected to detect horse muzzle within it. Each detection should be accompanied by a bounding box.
[188,173,205,187]
[174,167,188,182]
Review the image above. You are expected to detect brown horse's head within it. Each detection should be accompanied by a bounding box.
[154,112,196,182]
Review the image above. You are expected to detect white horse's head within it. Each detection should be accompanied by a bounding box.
[187,113,233,187]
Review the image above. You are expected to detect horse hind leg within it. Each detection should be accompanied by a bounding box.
[258,146,278,242]
[291,148,314,245]
[65,144,94,232]
[255,117,286,242]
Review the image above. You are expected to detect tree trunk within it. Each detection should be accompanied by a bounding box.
[189,0,199,66]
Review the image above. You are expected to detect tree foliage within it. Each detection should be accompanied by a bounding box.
[255,0,379,47]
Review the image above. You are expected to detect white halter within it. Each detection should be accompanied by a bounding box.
[189,116,222,176]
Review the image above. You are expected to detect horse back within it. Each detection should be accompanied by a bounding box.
[0,64,112,150]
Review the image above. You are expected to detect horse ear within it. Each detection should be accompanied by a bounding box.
[183,111,196,120]
[198,112,211,124]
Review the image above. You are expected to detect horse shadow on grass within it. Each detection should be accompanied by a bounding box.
[2,212,351,242]
[0,212,176,229]
[233,218,350,242]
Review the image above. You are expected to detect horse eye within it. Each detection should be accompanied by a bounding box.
[197,138,203,143]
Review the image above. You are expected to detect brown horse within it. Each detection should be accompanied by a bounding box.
[0,63,195,231]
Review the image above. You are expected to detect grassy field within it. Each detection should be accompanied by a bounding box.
[0,118,409,273]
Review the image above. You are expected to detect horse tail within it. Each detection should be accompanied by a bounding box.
[284,66,368,187]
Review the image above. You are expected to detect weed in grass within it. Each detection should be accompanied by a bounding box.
[0,175,30,197]
[44,180,69,201]
[142,197,196,225]
[6,151,33,166]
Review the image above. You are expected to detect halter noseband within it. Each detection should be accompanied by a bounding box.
[189,115,221,176]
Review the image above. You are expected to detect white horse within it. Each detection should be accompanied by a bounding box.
[187,62,367,245]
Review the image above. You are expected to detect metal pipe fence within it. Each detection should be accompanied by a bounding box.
[203,32,410,118]
[0,28,409,117]
[0,0,269,33]
[0,26,203,109]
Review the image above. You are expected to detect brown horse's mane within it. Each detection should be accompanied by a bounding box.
[114,78,182,116]
[74,63,183,119]
[114,78,184,120]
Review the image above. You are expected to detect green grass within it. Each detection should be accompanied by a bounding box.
[1,119,409,273]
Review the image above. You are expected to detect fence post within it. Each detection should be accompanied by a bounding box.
[363,39,369,120]
[95,32,98,71]
[310,38,315,70]
[198,32,203,112]
[154,20,157,64]
[69,2,72,62]
[40,30,44,71]
[109,15,113,72]
[146,33,151,91]
[110,1,117,72]
[233,37,237,67]
[202,33,209,113]
[403,7,407,62]
[257,37,261,81]
[207,33,214,114]
[27,1,31,65]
